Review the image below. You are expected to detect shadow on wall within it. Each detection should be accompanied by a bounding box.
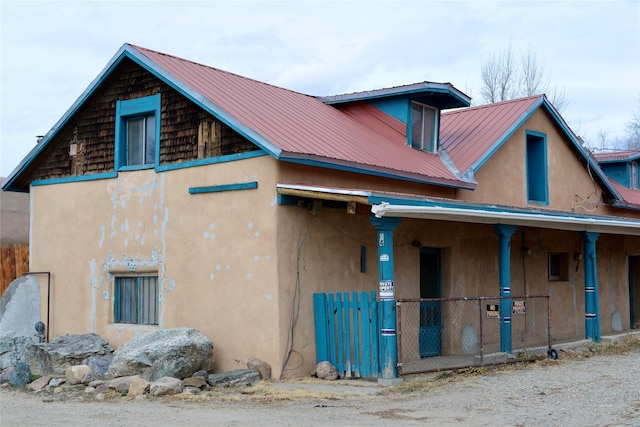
[0,275,41,341]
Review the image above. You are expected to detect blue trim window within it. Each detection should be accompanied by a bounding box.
[115,94,161,169]
[114,276,158,325]
[410,101,439,153]
[525,131,549,205]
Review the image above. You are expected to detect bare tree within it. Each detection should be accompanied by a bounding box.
[479,45,568,112]
[624,97,640,150]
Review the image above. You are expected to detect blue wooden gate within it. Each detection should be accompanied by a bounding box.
[313,291,380,378]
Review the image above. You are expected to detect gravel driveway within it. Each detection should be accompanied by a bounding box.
[1,345,639,426]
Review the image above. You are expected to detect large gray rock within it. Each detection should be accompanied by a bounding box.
[106,328,214,381]
[20,333,113,376]
[0,334,36,369]
[0,276,41,339]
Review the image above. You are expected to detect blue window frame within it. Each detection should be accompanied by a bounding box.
[115,94,161,170]
[114,276,158,325]
[630,162,638,190]
[525,131,549,205]
[410,101,439,153]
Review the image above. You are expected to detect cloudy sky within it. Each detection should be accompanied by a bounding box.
[1,0,639,177]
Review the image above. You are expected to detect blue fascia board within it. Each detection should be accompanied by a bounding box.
[612,200,640,212]
[31,172,118,187]
[189,181,258,194]
[278,154,476,190]
[321,85,470,109]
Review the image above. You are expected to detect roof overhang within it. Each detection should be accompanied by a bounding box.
[372,202,640,236]
[319,82,471,109]
[276,184,640,236]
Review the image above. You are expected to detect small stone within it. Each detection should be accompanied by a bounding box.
[53,387,64,394]
[88,380,104,387]
[95,393,105,401]
[207,369,260,387]
[150,377,183,396]
[247,357,271,380]
[128,376,150,397]
[108,375,138,394]
[66,365,93,385]
[1,367,15,382]
[85,386,96,393]
[27,375,51,391]
[182,376,206,388]
[95,384,110,394]
[49,378,65,387]
[315,361,339,381]
[192,370,209,378]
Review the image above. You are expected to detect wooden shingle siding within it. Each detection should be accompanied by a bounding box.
[18,59,258,187]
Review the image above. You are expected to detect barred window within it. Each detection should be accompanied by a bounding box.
[114,276,158,325]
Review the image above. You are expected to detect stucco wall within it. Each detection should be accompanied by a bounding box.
[459,109,613,216]
[0,178,30,244]
[30,155,284,374]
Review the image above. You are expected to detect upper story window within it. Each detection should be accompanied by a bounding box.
[126,115,155,166]
[115,94,161,169]
[525,131,549,205]
[411,101,439,153]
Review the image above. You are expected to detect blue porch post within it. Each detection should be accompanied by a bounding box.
[581,232,601,342]
[492,224,517,353]
[370,216,402,379]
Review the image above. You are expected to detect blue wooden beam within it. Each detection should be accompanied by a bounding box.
[188,181,258,194]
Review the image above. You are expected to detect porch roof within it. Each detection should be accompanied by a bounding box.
[276,184,640,236]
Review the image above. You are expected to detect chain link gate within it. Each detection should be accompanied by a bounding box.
[397,295,552,375]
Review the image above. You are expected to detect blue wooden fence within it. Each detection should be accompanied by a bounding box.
[313,291,380,378]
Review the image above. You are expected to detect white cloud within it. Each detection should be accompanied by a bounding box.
[1,0,639,177]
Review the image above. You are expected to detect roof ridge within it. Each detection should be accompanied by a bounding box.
[442,94,543,115]
[128,43,315,99]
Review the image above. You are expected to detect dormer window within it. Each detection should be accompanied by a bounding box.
[411,101,439,153]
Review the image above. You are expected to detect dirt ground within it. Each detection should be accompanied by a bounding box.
[1,342,639,427]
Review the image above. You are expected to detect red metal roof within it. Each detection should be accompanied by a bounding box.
[130,45,469,188]
[440,95,543,173]
[593,150,640,162]
[609,180,640,209]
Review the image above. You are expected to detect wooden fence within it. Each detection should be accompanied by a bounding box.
[1,244,29,296]
[313,291,380,378]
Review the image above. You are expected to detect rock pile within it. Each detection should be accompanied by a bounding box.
[0,328,281,399]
